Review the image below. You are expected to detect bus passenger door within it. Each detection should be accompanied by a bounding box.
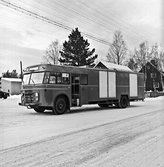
[71,74,80,106]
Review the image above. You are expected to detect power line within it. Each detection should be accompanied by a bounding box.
[17,0,113,43]
[83,1,155,40]
[0,0,111,46]
[18,0,114,44]
[0,15,60,40]
[28,0,146,44]
[35,0,114,36]
[48,0,114,33]
[50,0,142,40]
[78,1,145,40]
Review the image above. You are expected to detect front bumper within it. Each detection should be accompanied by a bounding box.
[19,102,39,106]
[19,90,40,107]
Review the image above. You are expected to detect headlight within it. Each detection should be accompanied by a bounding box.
[34,92,39,102]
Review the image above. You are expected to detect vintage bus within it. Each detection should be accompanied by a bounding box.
[19,63,144,115]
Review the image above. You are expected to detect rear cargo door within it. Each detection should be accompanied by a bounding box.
[129,73,138,97]
[99,71,108,98]
[108,72,116,97]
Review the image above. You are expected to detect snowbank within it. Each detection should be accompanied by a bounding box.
[8,95,21,99]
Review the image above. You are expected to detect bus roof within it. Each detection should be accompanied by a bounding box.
[23,63,135,74]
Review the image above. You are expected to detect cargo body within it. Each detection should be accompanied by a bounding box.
[19,64,144,114]
[1,78,22,95]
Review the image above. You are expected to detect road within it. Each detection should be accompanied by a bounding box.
[0,96,164,166]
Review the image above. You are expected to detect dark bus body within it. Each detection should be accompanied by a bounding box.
[19,64,144,114]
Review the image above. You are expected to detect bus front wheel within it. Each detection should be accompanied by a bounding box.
[53,97,67,115]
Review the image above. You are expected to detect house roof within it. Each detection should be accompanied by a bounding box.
[94,60,132,72]
[1,78,22,83]
[146,61,164,76]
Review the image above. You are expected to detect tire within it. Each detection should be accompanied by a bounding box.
[3,93,8,99]
[3,95,7,99]
[120,96,129,108]
[53,97,67,115]
[34,107,45,113]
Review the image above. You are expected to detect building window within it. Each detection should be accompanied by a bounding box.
[154,82,159,88]
[147,66,150,70]
[150,73,156,78]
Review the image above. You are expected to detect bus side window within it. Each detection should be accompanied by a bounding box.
[81,74,88,85]
[49,72,56,84]
[62,73,70,84]
[48,72,69,84]
[56,73,62,84]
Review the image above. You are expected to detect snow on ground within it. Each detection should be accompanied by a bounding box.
[0,98,164,166]
[7,94,21,99]
[0,96,164,150]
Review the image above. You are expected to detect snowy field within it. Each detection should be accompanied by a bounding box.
[0,95,164,166]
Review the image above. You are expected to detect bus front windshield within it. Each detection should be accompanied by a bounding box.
[23,72,44,85]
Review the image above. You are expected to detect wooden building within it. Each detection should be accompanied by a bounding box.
[140,60,164,91]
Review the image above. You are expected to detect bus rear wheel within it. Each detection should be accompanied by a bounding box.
[120,96,129,108]
[53,97,67,115]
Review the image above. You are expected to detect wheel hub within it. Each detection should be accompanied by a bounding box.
[59,103,63,109]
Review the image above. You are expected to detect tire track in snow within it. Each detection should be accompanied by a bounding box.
[0,109,164,167]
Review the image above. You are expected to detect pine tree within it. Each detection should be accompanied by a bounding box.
[2,70,19,78]
[59,28,98,66]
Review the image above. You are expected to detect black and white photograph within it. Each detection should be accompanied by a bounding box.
[0,0,164,166]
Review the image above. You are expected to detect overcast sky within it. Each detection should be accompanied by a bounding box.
[0,0,163,75]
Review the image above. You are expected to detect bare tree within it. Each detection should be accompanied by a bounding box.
[134,41,154,71]
[152,44,164,90]
[44,40,61,64]
[126,42,157,72]
[106,30,127,65]
[126,55,139,72]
